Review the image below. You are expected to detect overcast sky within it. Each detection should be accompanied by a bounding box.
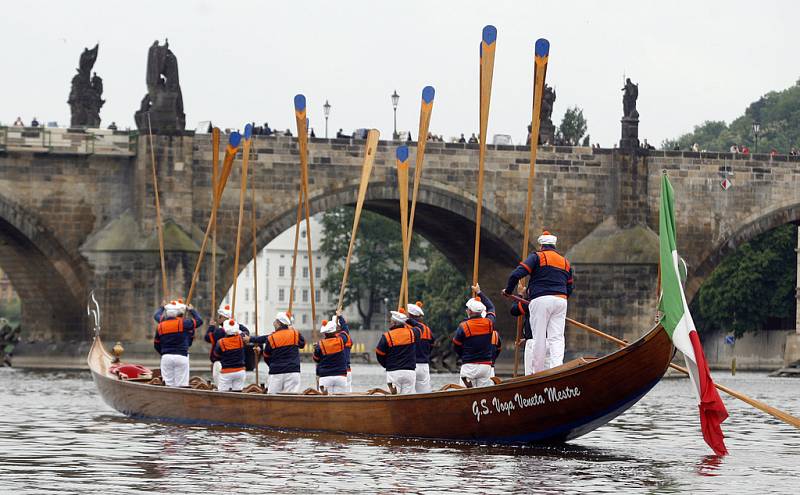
[2,0,798,146]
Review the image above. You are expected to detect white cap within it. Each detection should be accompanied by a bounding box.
[223,319,240,336]
[465,297,487,314]
[406,302,424,317]
[218,303,232,319]
[274,311,292,326]
[320,319,337,334]
[390,310,408,324]
[537,230,557,246]
[164,301,180,318]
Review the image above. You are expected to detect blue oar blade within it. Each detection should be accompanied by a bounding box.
[422,86,435,104]
[294,94,306,111]
[396,145,409,162]
[229,131,242,148]
[482,25,497,45]
[535,38,550,57]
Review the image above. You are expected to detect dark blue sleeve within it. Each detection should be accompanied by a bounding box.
[184,309,203,329]
[452,326,465,357]
[212,341,222,360]
[312,344,321,362]
[505,253,538,293]
[298,333,306,348]
[338,316,350,333]
[478,291,496,323]
[375,335,388,368]
[153,307,164,323]
[204,326,215,343]
[250,335,269,345]
[153,328,161,354]
[238,324,250,336]
[567,266,574,297]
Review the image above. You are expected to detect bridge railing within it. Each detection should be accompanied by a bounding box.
[0,126,137,156]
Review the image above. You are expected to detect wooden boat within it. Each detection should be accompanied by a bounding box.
[89,324,673,444]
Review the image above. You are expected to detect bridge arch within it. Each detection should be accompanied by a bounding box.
[0,193,88,340]
[687,201,800,301]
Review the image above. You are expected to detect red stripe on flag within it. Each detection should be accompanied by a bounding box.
[689,330,729,456]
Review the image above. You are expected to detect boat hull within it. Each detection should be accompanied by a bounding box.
[89,325,672,444]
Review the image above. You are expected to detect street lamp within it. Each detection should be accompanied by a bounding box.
[391,90,400,140]
[752,121,760,154]
[383,297,389,330]
[323,99,331,139]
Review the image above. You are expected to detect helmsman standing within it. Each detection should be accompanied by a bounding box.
[504,230,574,374]
[153,300,203,387]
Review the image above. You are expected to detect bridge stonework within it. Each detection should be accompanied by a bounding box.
[1,128,798,359]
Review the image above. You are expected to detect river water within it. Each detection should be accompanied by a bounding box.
[1,364,798,494]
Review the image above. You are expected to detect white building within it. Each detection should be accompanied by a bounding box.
[223,214,360,334]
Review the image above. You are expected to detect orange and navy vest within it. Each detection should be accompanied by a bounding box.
[313,333,350,377]
[453,317,495,364]
[213,334,245,373]
[410,320,434,364]
[518,247,573,300]
[262,328,305,375]
[154,315,198,356]
[375,324,420,371]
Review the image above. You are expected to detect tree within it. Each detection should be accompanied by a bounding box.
[408,250,470,336]
[691,225,797,337]
[558,106,588,146]
[319,207,425,329]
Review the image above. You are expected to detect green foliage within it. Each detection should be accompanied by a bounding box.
[691,225,797,337]
[664,80,800,152]
[0,297,21,327]
[408,250,470,336]
[319,207,425,328]
[558,106,588,146]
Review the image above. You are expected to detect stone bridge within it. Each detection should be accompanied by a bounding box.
[1,125,798,357]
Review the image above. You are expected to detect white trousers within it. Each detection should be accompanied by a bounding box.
[160,354,190,387]
[319,375,348,394]
[460,363,493,387]
[268,372,301,394]
[528,295,568,373]
[386,369,416,394]
[212,361,222,388]
[415,363,431,393]
[218,370,246,391]
[524,339,536,375]
[346,370,352,392]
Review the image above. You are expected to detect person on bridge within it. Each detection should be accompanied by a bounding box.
[452,284,496,388]
[153,300,203,387]
[375,310,420,394]
[313,319,350,394]
[333,311,354,392]
[204,303,249,388]
[212,319,246,392]
[503,231,574,374]
[406,301,435,393]
[249,311,305,394]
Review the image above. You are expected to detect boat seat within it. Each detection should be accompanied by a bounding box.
[189,376,212,390]
[438,383,466,392]
[242,384,264,394]
[302,388,323,395]
[366,388,391,395]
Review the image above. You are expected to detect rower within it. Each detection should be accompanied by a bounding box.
[313,319,350,394]
[452,284,496,388]
[249,311,304,394]
[406,301,434,393]
[204,303,250,389]
[212,319,246,392]
[510,300,532,374]
[503,230,573,374]
[375,310,420,394]
[153,300,203,387]
[334,311,354,392]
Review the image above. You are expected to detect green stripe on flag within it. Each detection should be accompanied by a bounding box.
[658,174,684,339]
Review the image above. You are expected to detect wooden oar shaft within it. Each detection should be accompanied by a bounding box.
[210,128,219,317]
[337,130,379,312]
[249,142,260,385]
[231,135,253,316]
[288,187,303,313]
[397,159,410,309]
[501,291,800,429]
[146,113,168,298]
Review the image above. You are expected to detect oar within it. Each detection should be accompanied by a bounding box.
[185,131,241,306]
[337,129,380,312]
[396,145,411,309]
[231,124,254,316]
[501,292,800,429]
[513,38,550,378]
[146,113,168,298]
[210,127,220,317]
[472,25,497,294]
[401,86,435,310]
[295,95,317,333]
[249,137,260,386]
[288,187,303,313]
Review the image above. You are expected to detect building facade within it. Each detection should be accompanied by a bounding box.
[223,214,360,334]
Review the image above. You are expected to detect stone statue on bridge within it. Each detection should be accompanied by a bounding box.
[68,44,105,128]
[621,78,639,119]
[539,84,556,145]
[134,39,186,134]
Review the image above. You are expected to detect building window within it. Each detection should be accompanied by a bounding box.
[245,288,249,301]
[315,290,320,303]
[279,266,285,277]
[302,267,308,278]
[302,289,309,302]
[315,267,321,279]
[279,288,285,301]
[302,314,308,324]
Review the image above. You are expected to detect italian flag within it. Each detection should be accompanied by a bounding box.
[658,174,729,456]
